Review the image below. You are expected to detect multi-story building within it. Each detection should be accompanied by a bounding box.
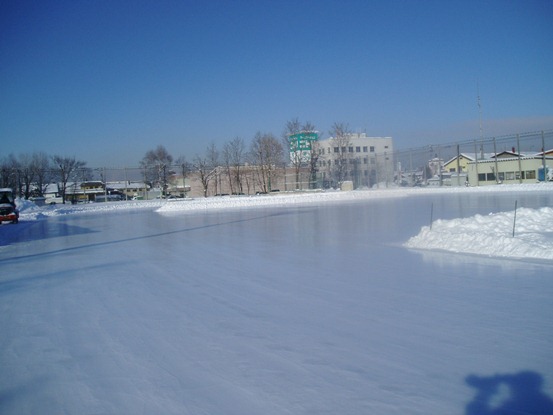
[316,133,394,188]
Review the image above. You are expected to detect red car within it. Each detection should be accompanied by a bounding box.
[0,188,19,224]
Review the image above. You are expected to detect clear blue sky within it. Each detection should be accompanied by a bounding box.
[1,0,552,167]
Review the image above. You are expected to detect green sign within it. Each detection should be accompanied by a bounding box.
[289,132,318,151]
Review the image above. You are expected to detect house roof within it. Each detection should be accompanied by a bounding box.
[467,155,553,164]
[443,149,550,166]
[491,150,527,158]
[44,183,59,194]
[81,181,104,187]
[107,181,149,190]
[443,153,499,166]
[444,153,476,166]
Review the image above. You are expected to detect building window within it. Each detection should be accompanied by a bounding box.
[486,173,496,181]
[363,157,368,164]
[349,146,354,153]
[334,147,339,153]
[478,173,486,181]
[505,171,515,180]
[370,146,375,152]
[498,172,505,181]
[356,146,361,152]
[341,147,346,153]
[363,146,368,152]
[526,170,536,179]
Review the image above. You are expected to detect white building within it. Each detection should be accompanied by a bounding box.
[107,181,151,199]
[316,133,394,188]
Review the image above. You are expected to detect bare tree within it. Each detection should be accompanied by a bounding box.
[283,118,319,190]
[308,139,320,189]
[193,143,219,198]
[52,155,86,204]
[17,153,36,199]
[32,152,53,197]
[283,118,303,190]
[301,121,316,134]
[249,132,284,193]
[222,137,246,195]
[283,117,302,145]
[207,143,220,195]
[328,122,352,186]
[140,145,173,197]
[301,121,318,189]
[175,156,192,197]
[0,154,19,193]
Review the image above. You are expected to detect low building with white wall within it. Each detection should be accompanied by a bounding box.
[467,152,553,186]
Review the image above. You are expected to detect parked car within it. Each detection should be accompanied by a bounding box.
[0,188,19,224]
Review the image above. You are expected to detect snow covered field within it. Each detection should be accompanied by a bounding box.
[1,184,553,414]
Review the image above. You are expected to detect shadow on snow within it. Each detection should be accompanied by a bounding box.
[465,371,553,415]
[0,219,97,247]
[0,210,310,264]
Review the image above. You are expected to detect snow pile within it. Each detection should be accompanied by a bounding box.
[156,190,408,214]
[405,207,553,261]
[17,198,165,220]
[156,183,553,215]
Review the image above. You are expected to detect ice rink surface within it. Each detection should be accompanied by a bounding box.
[1,186,552,414]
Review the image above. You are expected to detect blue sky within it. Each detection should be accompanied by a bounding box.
[1,0,552,167]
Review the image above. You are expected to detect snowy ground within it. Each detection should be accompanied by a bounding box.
[1,184,553,414]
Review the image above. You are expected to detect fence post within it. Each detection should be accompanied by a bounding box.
[512,200,518,237]
[474,140,479,186]
[430,202,434,230]
[517,134,522,183]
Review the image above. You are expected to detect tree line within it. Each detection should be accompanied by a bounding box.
[0,152,88,203]
[139,120,353,197]
[1,119,354,201]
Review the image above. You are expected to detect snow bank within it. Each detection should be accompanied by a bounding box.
[17,198,165,221]
[16,183,553,220]
[14,190,411,220]
[156,190,409,214]
[405,206,553,261]
[155,183,553,215]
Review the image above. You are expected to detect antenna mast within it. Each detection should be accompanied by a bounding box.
[477,80,483,140]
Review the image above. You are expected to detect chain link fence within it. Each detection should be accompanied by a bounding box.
[393,130,553,186]
[97,130,553,194]
[394,130,552,174]
[2,130,552,201]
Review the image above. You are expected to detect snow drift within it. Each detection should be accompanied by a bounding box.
[405,206,553,261]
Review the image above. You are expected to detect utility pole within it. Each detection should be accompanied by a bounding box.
[477,80,483,141]
[542,131,546,180]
